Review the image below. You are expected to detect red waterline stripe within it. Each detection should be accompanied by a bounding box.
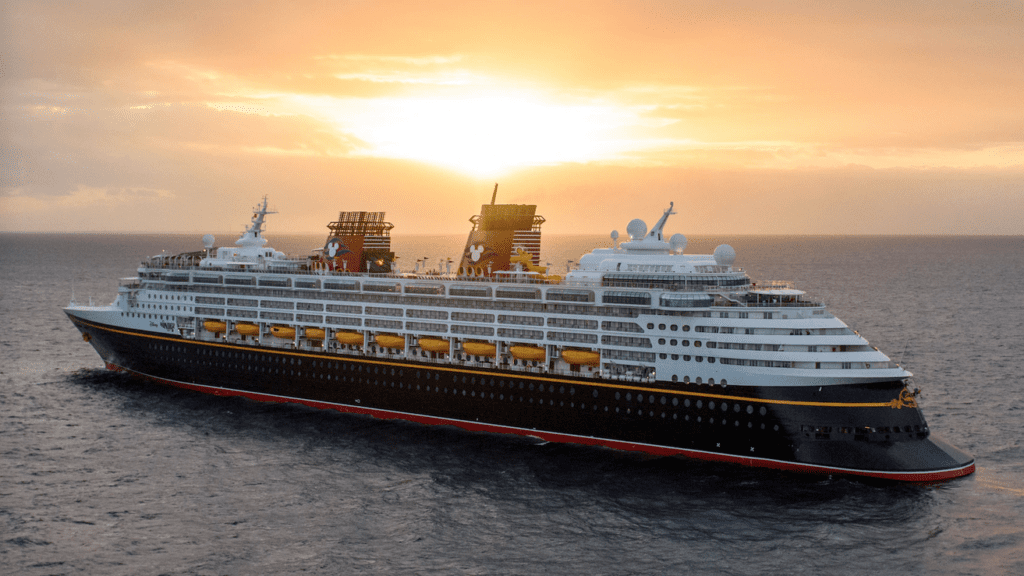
[105,362,975,483]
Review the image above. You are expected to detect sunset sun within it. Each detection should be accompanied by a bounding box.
[291,89,651,177]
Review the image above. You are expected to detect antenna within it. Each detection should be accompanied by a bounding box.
[491,183,498,205]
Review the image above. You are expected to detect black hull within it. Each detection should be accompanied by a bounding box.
[69,315,975,482]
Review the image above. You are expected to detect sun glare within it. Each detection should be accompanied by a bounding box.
[290,91,647,177]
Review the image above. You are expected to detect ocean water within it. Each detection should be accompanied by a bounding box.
[2,232,1022,575]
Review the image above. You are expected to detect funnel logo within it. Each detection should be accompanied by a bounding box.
[465,243,497,263]
[469,244,485,262]
[324,237,351,258]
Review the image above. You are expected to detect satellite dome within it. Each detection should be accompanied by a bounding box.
[713,244,736,266]
[610,230,619,242]
[626,219,647,241]
[202,234,215,249]
[669,233,687,254]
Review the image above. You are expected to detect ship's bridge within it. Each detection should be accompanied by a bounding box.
[566,203,748,291]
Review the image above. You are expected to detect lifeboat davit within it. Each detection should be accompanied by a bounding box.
[510,345,545,362]
[335,331,364,346]
[375,334,405,349]
[235,323,259,336]
[463,341,497,357]
[305,328,325,340]
[204,320,227,333]
[419,337,450,354]
[271,325,296,339]
[562,349,600,366]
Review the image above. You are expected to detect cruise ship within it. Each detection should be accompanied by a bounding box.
[65,194,975,482]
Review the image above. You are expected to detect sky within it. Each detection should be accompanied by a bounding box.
[2,0,1023,236]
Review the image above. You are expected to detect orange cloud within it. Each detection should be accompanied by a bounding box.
[2,0,1023,234]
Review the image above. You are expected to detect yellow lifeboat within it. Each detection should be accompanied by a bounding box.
[271,325,296,339]
[375,334,405,349]
[562,349,600,366]
[463,341,497,357]
[334,331,364,346]
[204,320,227,333]
[305,328,325,340]
[419,337,450,354]
[235,323,259,336]
[510,345,546,362]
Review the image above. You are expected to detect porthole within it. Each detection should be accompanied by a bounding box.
[709,401,716,410]
[626,393,632,401]
[671,325,678,331]
[559,386,565,394]
[721,403,728,412]
[759,407,767,416]
[748,422,753,428]
[708,378,715,384]
[549,385,555,393]
[681,340,689,346]
[721,379,727,386]
[774,425,780,431]
[683,325,690,332]
[658,338,666,345]
[659,324,666,330]
[670,339,677,346]
[672,398,679,406]
[696,400,703,409]
[593,389,599,398]
[694,341,702,348]
[746,405,754,414]
[672,375,678,383]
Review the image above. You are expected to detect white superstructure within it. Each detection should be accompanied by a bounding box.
[70,198,909,391]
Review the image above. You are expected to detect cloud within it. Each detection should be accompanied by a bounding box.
[2,0,1023,233]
